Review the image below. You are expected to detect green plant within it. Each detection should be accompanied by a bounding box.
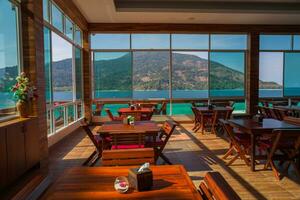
[11,72,37,102]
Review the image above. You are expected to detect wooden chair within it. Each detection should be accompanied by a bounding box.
[154,102,167,115]
[105,108,123,121]
[93,103,104,116]
[198,171,241,200]
[110,131,146,150]
[198,110,214,134]
[219,119,251,166]
[141,111,154,121]
[212,107,233,135]
[102,148,155,166]
[81,121,111,166]
[120,112,142,121]
[191,107,201,132]
[145,120,177,164]
[263,129,300,180]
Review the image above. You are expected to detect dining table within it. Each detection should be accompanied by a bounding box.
[228,118,300,171]
[118,107,154,115]
[40,165,203,200]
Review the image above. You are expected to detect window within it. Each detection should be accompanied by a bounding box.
[211,34,247,50]
[91,34,130,49]
[293,35,300,50]
[93,52,132,98]
[171,34,209,49]
[75,47,83,100]
[43,0,49,22]
[51,32,73,102]
[284,53,300,96]
[132,34,170,49]
[172,51,208,98]
[259,52,283,97]
[44,27,52,103]
[74,26,82,46]
[133,51,170,98]
[51,3,63,32]
[260,35,292,50]
[209,52,245,97]
[65,17,73,40]
[0,0,20,114]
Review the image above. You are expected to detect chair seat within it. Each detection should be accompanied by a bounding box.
[112,144,145,149]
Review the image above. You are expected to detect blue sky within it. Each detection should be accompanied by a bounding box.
[51,32,72,62]
[259,52,283,85]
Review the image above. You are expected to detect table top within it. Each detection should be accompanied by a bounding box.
[97,121,160,134]
[228,118,300,134]
[275,105,300,111]
[118,107,154,113]
[196,106,231,112]
[41,165,202,200]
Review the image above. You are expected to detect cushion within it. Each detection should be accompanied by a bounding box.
[112,144,145,149]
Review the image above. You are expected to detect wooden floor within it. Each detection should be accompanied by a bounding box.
[48,120,300,200]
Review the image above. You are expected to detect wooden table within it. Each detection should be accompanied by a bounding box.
[41,165,202,200]
[98,121,160,134]
[228,118,300,171]
[118,107,153,114]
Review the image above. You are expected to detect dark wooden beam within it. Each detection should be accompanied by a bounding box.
[246,32,260,116]
[88,23,300,33]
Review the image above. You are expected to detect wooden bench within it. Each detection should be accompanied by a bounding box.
[102,148,155,166]
[199,172,241,200]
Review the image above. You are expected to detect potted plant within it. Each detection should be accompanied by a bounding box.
[11,72,37,118]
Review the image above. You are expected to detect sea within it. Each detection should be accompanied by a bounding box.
[1,89,298,116]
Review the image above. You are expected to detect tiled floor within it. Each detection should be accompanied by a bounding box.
[48,121,300,200]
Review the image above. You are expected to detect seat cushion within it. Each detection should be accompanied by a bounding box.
[111,144,145,149]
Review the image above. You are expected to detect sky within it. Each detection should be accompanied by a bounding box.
[51,32,72,62]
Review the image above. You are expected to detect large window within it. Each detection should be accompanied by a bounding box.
[259,34,300,98]
[93,52,132,98]
[91,34,130,50]
[51,32,73,102]
[0,0,20,114]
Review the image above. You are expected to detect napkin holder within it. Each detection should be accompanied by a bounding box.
[128,168,153,191]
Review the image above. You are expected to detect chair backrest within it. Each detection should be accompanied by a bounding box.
[93,103,104,116]
[158,121,177,149]
[219,119,239,144]
[110,131,146,148]
[141,111,154,121]
[121,112,142,121]
[156,102,167,115]
[199,172,241,200]
[102,148,155,166]
[105,108,115,121]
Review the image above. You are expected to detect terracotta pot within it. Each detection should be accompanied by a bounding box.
[16,100,29,118]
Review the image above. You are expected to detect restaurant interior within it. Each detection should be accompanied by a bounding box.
[1,0,300,199]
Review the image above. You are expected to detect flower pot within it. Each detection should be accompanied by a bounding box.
[16,100,29,118]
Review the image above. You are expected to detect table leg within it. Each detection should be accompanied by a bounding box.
[251,134,256,171]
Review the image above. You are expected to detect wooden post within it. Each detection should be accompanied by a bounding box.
[21,0,48,171]
[83,31,92,121]
[246,32,259,116]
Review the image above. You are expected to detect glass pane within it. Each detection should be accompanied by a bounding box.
[44,27,52,103]
[67,104,74,124]
[77,103,82,119]
[284,53,300,96]
[74,26,82,46]
[133,51,169,99]
[51,32,73,102]
[260,35,292,50]
[91,34,130,49]
[51,4,63,32]
[172,51,208,98]
[0,0,19,113]
[54,106,64,130]
[293,35,300,50]
[75,48,82,100]
[132,34,170,49]
[211,34,247,50]
[94,52,132,98]
[210,52,245,97]
[259,52,283,97]
[171,34,209,49]
[232,100,246,114]
[65,17,73,40]
[171,103,193,115]
[43,0,49,22]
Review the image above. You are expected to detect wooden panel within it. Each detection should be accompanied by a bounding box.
[24,118,40,170]
[88,23,300,33]
[6,123,26,183]
[0,128,7,189]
